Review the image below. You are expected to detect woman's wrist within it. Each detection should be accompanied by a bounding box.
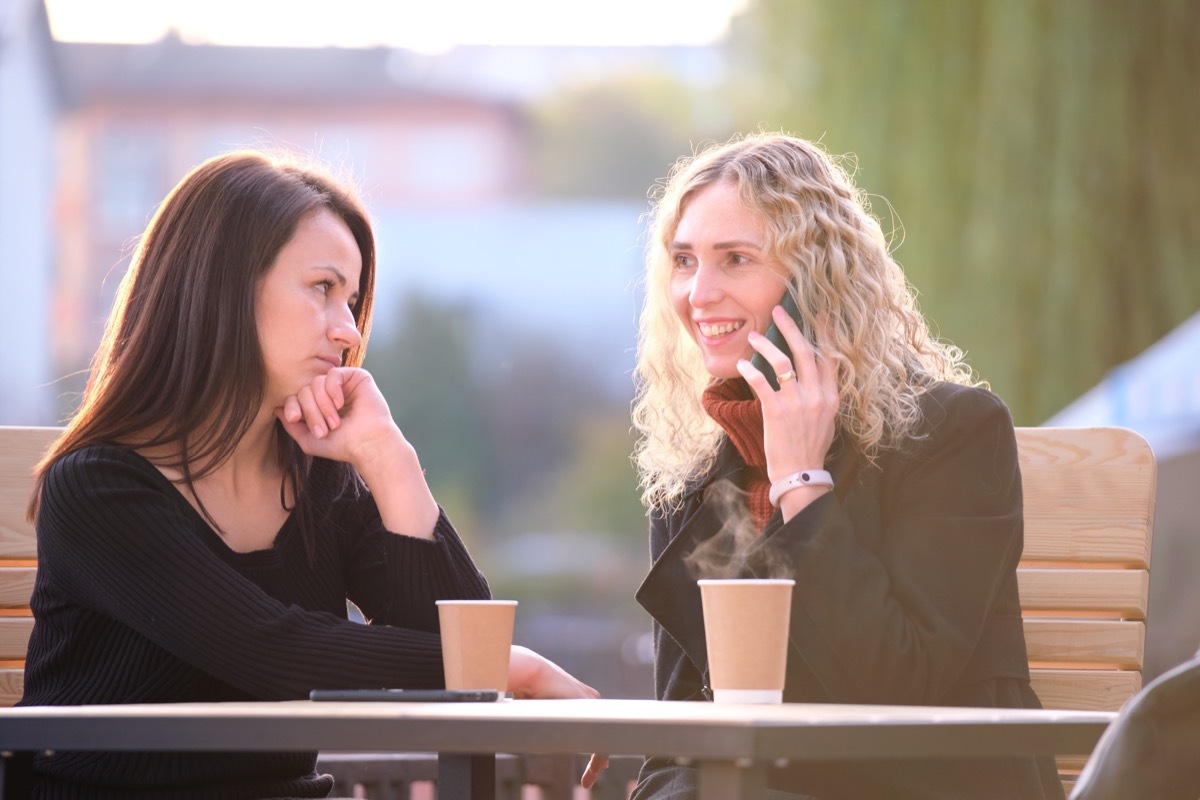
[354,428,439,539]
[768,469,834,506]
[348,425,408,479]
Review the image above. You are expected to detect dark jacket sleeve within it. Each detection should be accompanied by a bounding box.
[762,384,1024,704]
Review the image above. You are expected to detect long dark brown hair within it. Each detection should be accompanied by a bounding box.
[30,150,377,555]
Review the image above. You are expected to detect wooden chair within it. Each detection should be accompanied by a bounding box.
[1015,426,1156,791]
[0,426,59,707]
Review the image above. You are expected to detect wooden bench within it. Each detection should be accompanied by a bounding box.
[1015,426,1156,792]
[0,425,1156,798]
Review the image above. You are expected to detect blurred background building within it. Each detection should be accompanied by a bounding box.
[1,0,1197,695]
[0,0,58,427]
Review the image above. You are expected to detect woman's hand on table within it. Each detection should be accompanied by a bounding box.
[506,646,609,788]
[507,645,598,700]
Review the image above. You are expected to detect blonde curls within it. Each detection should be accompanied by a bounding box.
[633,133,977,512]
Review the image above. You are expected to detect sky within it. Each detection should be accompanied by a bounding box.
[45,0,750,52]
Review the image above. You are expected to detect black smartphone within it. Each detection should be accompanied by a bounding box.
[750,284,810,391]
[309,688,500,702]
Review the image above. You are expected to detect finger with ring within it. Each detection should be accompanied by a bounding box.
[776,369,797,384]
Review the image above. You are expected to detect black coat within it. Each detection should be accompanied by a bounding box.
[632,382,1065,800]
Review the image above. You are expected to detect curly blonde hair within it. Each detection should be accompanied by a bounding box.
[632,133,977,511]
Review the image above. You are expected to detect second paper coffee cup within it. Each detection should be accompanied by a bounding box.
[698,578,795,703]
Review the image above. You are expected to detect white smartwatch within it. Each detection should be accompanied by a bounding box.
[768,469,834,506]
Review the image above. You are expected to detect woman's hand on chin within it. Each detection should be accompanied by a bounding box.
[276,367,397,463]
[277,366,439,538]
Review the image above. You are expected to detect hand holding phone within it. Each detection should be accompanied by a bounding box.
[750,285,811,391]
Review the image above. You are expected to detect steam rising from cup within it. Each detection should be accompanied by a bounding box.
[683,478,796,581]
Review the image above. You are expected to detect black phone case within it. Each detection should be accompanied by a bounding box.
[308,688,499,702]
[750,287,808,391]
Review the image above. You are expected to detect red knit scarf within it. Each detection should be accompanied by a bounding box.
[701,380,774,531]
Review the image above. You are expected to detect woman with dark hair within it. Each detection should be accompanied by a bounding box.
[20,150,596,799]
[628,133,1063,799]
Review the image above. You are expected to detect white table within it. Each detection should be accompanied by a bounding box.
[0,698,1115,799]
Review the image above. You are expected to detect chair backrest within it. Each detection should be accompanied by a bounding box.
[1015,426,1156,788]
[0,426,61,707]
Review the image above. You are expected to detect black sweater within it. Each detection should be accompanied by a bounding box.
[19,444,490,799]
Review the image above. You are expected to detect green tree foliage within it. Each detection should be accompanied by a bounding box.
[530,72,736,199]
[498,412,646,541]
[365,292,644,547]
[364,293,491,531]
[730,0,1200,423]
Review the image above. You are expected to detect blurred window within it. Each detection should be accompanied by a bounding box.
[95,129,166,234]
[403,124,499,196]
[314,126,375,180]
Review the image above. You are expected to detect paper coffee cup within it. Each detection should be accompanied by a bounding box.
[698,579,795,704]
[436,600,517,696]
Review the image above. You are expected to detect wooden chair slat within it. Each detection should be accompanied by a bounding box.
[1056,755,1088,773]
[1017,568,1148,617]
[1020,518,1152,566]
[1017,428,1155,568]
[1016,426,1158,467]
[0,427,59,560]
[0,667,24,707]
[0,616,34,661]
[0,566,37,608]
[1023,619,1144,668]
[1029,668,1142,711]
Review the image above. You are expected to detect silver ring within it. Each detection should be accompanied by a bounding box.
[776,369,797,383]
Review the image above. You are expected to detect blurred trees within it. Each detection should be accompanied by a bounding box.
[529,72,735,199]
[364,293,646,551]
[365,295,490,528]
[729,0,1200,424]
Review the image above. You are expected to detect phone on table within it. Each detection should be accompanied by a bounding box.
[750,284,811,391]
[309,688,500,703]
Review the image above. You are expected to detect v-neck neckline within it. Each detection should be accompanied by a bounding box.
[125,447,297,559]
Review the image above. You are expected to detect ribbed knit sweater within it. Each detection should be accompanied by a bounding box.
[700,379,774,530]
[18,444,491,799]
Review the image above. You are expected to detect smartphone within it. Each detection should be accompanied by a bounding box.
[309,688,500,702]
[750,284,811,391]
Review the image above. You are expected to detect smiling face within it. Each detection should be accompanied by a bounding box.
[255,208,364,406]
[669,180,791,380]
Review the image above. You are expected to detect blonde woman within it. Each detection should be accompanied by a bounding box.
[630,134,1062,800]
